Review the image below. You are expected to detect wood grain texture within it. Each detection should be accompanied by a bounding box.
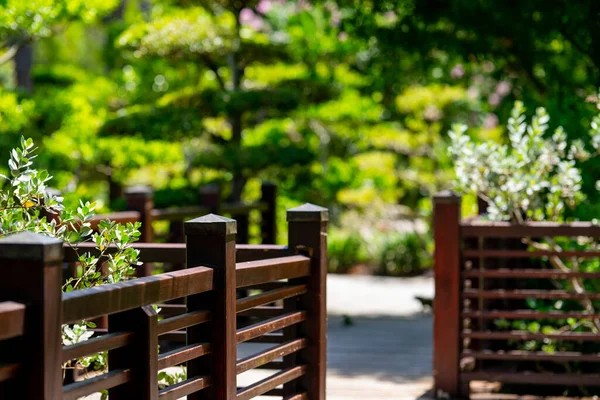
[236,256,311,288]
[236,312,306,344]
[461,220,600,238]
[236,285,307,313]
[158,375,212,400]
[185,215,237,400]
[62,266,213,323]
[0,234,63,400]
[287,204,328,400]
[236,338,307,374]
[236,365,307,400]
[62,332,133,363]
[0,302,25,341]
[432,192,462,398]
[157,310,211,335]
[108,306,158,400]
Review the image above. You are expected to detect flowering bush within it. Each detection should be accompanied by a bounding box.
[449,101,600,222]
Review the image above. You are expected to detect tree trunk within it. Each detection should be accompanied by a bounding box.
[227,12,246,203]
[15,43,33,93]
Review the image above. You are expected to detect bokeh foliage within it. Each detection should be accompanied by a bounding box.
[1,0,600,264]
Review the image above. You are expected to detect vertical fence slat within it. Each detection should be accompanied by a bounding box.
[185,214,237,400]
[261,182,277,244]
[433,191,464,398]
[287,204,328,400]
[108,305,158,400]
[0,232,63,400]
[125,186,154,277]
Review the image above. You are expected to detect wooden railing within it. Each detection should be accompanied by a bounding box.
[0,203,327,400]
[89,182,278,248]
[433,191,600,398]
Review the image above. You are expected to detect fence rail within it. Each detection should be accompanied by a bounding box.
[0,203,327,400]
[433,191,600,398]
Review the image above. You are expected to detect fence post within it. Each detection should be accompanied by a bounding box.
[108,306,158,400]
[199,184,221,214]
[185,214,237,400]
[287,203,328,400]
[0,232,63,399]
[433,191,463,398]
[261,182,277,244]
[125,185,154,276]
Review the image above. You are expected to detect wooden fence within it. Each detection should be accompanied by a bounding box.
[433,191,600,398]
[87,182,277,248]
[0,203,327,400]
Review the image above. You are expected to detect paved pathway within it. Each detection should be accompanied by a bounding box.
[325,274,434,399]
[238,274,436,400]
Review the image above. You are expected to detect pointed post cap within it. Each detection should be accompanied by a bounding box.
[125,185,153,196]
[185,214,237,235]
[0,232,63,262]
[287,203,329,222]
[433,190,462,204]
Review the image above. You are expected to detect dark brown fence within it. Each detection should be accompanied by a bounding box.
[88,182,278,249]
[0,203,327,400]
[433,191,600,398]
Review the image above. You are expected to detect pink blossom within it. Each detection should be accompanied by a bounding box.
[483,113,499,129]
[450,64,465,79]
[256,0,272,14]
[495,81,511,96]
[488,93,501,107]
[240,8,264,30]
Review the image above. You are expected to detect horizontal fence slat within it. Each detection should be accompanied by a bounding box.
[462,349,600,362]
[463,269,600,279]
[237,312,306,344]
[62,332,133,363]
[236,365,307,400]
[237,285,307,314]
[0,363,19,383]
[236,338,307,374]
[0,301,25,341]
[461,371,600,386]
[283,393,308,400]
[157,310,211,336]
[62,266,213,324]
[463,310,600,320]
[62,369,131,400]
[158,343,211,370]
[236,256,311,288]
[463,289,600,300]
[461,220,600,238]
[150,206,208,221]
[64,243,282,264]
[463,249,600,258]
[236,244,290,263]
[462,330,600,342]
[158,375,212,400]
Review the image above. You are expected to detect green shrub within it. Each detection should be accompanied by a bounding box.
[376,231,432,276]
[327,229,368,274]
